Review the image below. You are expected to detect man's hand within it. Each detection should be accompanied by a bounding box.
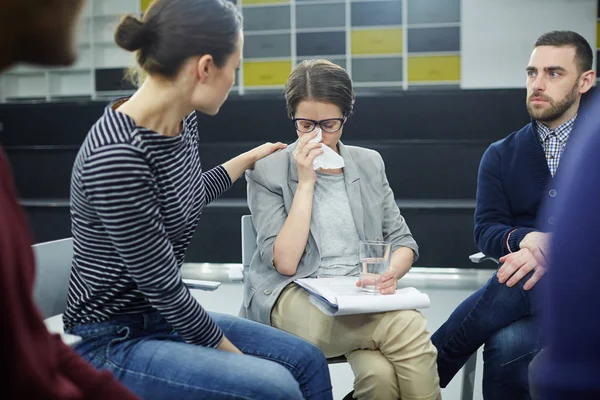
[519,231,551,266]
[498,248,545,290]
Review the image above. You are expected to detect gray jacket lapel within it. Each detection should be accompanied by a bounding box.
[339,142,365,240]
[288,142,299,196]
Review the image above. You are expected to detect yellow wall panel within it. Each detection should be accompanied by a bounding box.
[243,0,289,4]
[244,60,292,86]
[140,0,153,12]
[351,29,403,55]
[408,55,460,82]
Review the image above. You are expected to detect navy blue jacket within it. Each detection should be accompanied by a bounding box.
[533,91,600,399]
[474,121,567,259]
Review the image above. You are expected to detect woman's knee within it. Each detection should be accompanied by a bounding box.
[383,309,431,343]
[348,350,399,400]
[145,359,304,400]
[247,361,305,399]
[379,310,439,373]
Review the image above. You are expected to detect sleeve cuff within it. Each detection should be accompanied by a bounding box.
[391,241,419,263]
[214,165,233,188]
[192,323,224,348]
[202,165,233,205]
[507,228,537,253]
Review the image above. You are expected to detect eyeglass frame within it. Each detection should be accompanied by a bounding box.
[291,116,347,133]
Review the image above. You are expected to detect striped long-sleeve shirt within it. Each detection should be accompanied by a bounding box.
[63,100,231,348]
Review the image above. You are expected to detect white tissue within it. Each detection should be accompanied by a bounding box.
[309,128,345,170]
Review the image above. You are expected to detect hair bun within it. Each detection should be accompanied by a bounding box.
[115,15,149,52]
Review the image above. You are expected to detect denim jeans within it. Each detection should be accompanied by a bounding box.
[68,311,333,400]
[431,270,543,400]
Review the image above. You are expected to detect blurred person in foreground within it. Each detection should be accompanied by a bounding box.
[529,89,600,399]
[0,0,138,398]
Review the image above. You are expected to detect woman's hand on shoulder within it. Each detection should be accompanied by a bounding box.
[293,131,323,185]
[247,142,288,167]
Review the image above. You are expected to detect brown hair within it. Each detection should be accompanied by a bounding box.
[535,31,593,75]
[114,0,242,86]
[285,59,355,118]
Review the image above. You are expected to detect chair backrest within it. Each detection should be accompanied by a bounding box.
[32,238,74,319]
[241,215,257,267]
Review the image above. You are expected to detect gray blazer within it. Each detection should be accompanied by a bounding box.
[239,141,419,325]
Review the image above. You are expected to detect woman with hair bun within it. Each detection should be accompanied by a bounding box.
[63,1,333,399]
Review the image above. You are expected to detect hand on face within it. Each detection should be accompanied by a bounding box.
[293,131,324,185]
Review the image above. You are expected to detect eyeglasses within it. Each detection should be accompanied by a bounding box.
[292,117,346,133]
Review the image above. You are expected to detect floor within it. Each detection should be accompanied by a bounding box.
[186,265,495,400]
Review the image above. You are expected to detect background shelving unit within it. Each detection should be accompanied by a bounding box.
[0,0,140,103]
[0,0,463,102]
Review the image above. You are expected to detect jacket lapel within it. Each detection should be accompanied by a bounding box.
[524,121,551,188]
[288,142,299,196]
[339,142,365,240]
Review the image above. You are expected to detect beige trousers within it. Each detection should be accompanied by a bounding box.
[271,283,440,400]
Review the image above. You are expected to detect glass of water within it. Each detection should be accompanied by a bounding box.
[359,240,391,294]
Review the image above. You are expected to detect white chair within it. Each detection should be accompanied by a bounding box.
[32,238,82,346]
[32,237,222,347]
[469,252,499,265]
[242,215,478,400]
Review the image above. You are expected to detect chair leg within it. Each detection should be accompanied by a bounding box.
[460,352,477,400]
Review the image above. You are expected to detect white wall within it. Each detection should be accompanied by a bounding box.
[461,0,597,89]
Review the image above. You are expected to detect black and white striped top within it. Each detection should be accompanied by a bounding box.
[63,100,231,348]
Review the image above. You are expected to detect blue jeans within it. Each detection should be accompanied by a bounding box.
[68,311,333,400]
[431,270,543,400]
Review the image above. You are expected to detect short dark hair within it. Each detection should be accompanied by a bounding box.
[534,30,593,74]
[114,0,242,85]
[285,59,355,118]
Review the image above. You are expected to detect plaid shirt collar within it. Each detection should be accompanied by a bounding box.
[536,114,577,144]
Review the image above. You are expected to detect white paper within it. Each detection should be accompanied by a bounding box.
[309,128,345,170]
[295,276,431,317]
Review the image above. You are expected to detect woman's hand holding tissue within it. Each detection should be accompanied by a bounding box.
[222,142,287,183]
[293,131,324,185]
[273,131,322,275]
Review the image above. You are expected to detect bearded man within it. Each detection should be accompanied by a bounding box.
[430,30,596,400]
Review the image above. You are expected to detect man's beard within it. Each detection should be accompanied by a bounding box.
[526,81,579,123]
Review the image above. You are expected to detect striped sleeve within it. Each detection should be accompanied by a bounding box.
[79,144,223,348]
[201,165,232,205]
